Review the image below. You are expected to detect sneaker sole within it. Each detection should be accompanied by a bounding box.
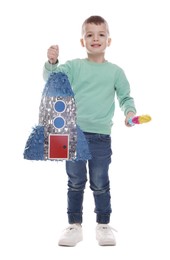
[58,238,83,247]
[98,240,116,246]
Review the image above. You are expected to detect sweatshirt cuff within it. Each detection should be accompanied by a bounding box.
[44,60,59,71]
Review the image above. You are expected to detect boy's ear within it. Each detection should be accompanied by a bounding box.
[107,38,112,47]
[80,38,85,47]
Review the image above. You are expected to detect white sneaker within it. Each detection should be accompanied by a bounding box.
[96,224,117,246]
[58,224,83,246]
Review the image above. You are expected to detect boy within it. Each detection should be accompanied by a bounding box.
[43,15,136,246]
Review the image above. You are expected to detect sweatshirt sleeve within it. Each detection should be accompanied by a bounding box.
[115,68,137,115]
[43,61,59,81]
[43,60,74,84]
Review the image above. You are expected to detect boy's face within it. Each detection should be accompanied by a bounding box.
[80,23,111,55]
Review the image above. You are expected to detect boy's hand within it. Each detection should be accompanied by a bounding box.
[125,111,136,127]
[47,45,59,64]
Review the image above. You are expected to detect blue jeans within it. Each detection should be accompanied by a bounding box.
[66,132,112,224]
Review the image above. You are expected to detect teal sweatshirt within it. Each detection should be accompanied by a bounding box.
[43,58,136,134]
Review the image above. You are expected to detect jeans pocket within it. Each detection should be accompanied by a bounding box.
[99,134,111,142]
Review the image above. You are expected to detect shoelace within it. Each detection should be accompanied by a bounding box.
[65,224,81,232]
[98,225,118,233]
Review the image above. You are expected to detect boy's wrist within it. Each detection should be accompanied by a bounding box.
[48,59,59,65]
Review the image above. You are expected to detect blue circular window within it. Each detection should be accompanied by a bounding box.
[54,100,66,113]
[53,116,65,129]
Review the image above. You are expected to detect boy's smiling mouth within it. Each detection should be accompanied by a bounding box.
[91,44,101,47]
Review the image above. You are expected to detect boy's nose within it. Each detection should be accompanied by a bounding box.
[93,35,99,41]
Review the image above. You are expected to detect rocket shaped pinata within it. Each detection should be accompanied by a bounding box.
[24,72,91,161]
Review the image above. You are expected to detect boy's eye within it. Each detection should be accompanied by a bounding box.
[100,34,105,37]
[87,34,92,37]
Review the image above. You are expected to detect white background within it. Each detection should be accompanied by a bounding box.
[0,0,170,259]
